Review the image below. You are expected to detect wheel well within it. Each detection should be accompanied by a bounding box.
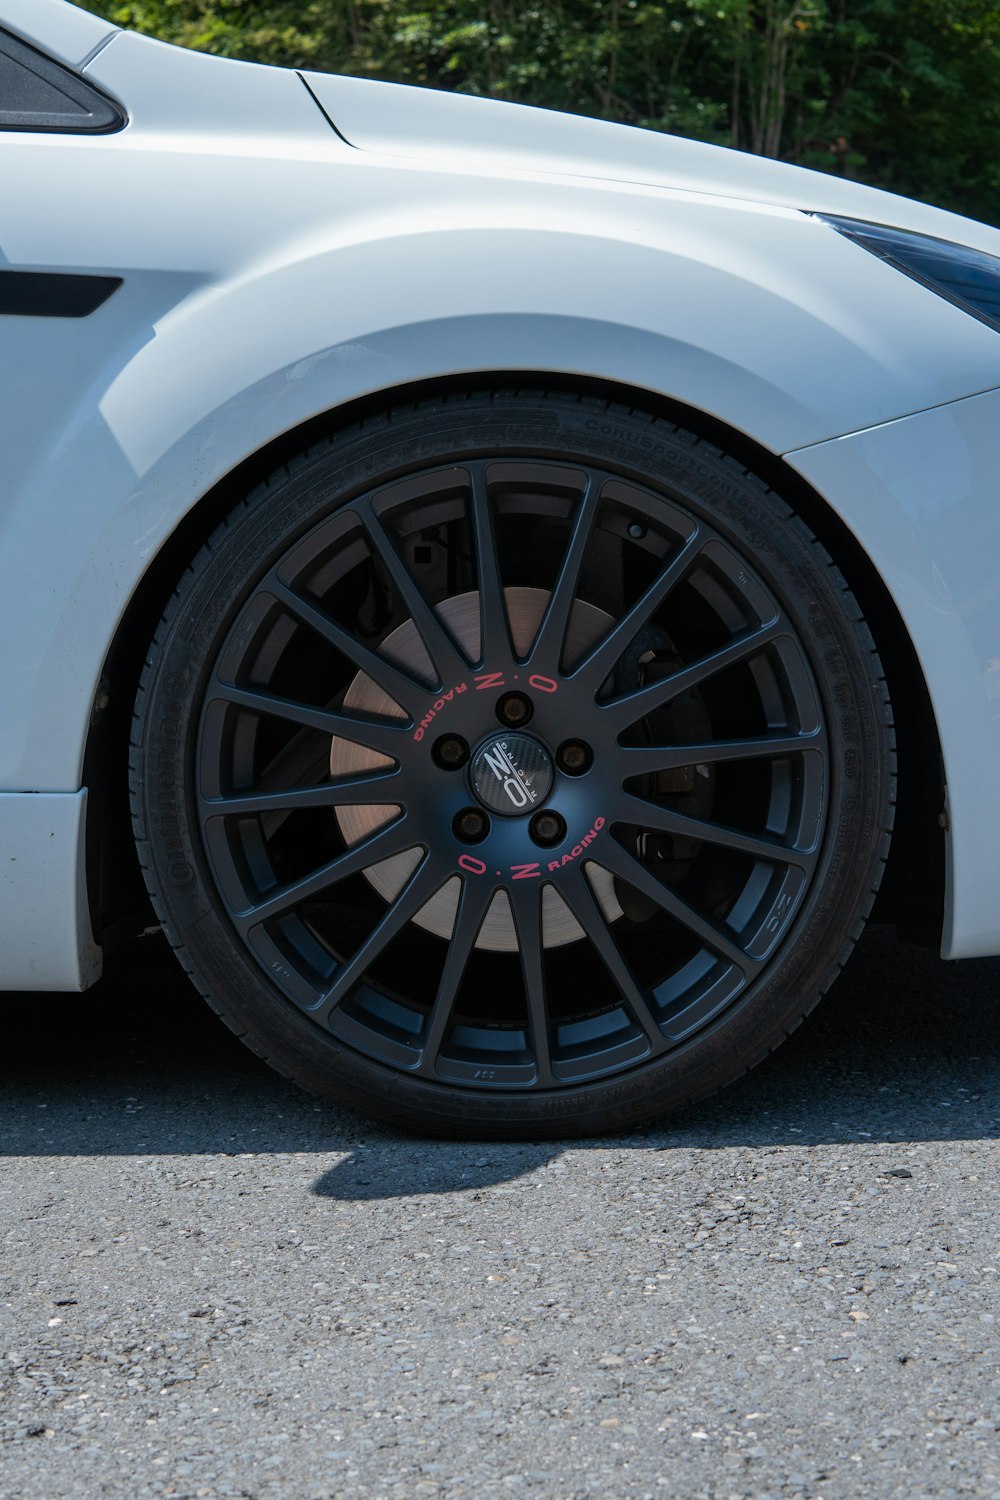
[84,373,944,951]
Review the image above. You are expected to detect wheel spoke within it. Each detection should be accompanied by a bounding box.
[417,877,496,1077]
[358,502,472,683]
[466,463,512,662]
[508,881,555,1085]
[558,868,668,1054]
[618,727,823,780]
[601,617,785,731]
[570,530,702,694]
[596,841,758,976]
[525,475,601,672]
[211,682,410,760]
[614,790,817,870]
[187,433,845,1106]
[267,575,428,717]
[317,856,444,1021]
[233,816,417,931]
[201,768,401,819]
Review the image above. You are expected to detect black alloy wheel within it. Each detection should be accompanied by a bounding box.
[132,393,895,1137]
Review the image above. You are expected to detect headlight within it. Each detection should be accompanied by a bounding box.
[819,214,1000,335]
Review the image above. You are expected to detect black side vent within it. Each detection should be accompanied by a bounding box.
[0,270,123,318]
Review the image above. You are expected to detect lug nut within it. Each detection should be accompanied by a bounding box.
[529,810,566,848]
[433,734,469,769]
[454,807,490,843]
[557,740,592,775]
[496,692,532,727]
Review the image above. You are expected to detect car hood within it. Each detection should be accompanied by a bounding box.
[305,71,1000,254]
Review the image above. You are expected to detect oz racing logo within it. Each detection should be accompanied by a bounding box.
[471,732,553,816]
[483,740,538,810]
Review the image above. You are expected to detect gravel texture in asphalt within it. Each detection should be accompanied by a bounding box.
[1,925,998,1500]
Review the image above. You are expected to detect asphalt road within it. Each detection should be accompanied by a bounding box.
[1,924,998,1500]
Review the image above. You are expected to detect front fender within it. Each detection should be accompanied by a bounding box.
[5,128,1000,794]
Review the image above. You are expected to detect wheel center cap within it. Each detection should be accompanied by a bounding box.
[469,731,554,817]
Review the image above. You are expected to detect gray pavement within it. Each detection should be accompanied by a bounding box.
[1,925,998,1500]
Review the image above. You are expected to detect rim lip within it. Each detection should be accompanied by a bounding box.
[192,453,833,1093]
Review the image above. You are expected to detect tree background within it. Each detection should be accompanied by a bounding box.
[89,0,1000,225]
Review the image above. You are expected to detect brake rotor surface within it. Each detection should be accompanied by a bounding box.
[330,586,623,950]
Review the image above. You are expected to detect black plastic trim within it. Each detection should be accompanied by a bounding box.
[0,270,123,318]
[0,27,125,134]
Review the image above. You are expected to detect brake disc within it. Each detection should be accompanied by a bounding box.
[330,586,623,951]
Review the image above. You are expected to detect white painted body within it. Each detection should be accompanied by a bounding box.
[2,0,1000,985]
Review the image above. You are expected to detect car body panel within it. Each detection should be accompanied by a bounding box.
[306,69,1000,259]
[2,2,1000,986]
[788,389,1000,960]
[0,0,115,68]
[0,791,101,989]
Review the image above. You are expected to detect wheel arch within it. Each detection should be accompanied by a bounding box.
[83,372,943,953]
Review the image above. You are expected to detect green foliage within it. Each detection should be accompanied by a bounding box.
[87,0,1000,224]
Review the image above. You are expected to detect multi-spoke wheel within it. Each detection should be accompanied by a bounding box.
[132,394,894,1136]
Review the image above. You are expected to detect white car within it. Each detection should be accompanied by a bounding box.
[3,0,999,1137]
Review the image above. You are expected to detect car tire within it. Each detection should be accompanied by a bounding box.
[131,391,895,1138]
